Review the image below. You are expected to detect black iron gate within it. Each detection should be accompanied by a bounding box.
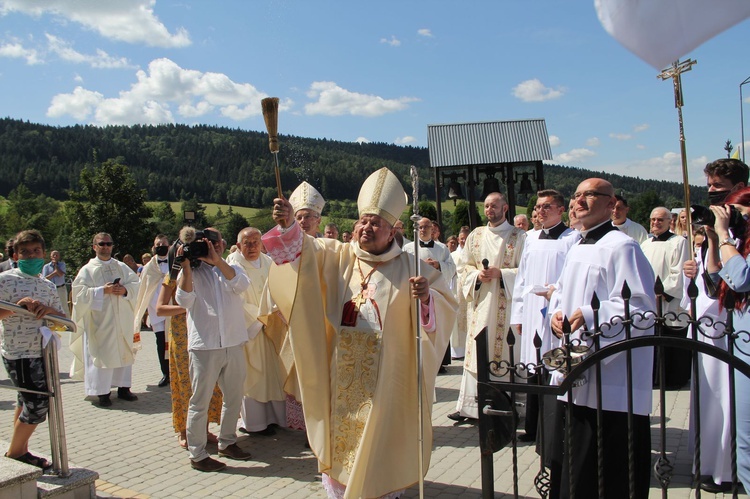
[476,278,750,498]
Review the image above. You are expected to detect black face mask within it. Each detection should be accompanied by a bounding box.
[154,245,169,257]
[708,190,731,205]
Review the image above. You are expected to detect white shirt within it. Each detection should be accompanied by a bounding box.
[0,269,62,359]
[175,263,250,350]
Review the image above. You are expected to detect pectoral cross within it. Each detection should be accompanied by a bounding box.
[353,293,366,309]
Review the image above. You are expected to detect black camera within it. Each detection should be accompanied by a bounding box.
[691,204,745,236]
[181,228,220,261]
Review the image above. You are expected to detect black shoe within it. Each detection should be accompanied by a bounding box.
[517,433,536,443]
[117,387,138,401]
[98,394,112,407]
[699,479,733,493]
[447,411,466,422]
[438,366,448,374]
[157,375,170,387]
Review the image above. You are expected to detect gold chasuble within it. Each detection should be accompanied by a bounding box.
[263,226,457,498]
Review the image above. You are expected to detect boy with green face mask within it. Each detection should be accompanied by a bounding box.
[0,229,63,470]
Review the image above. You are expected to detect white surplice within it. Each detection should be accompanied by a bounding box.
[510,226,579,368]
[681,252,733,484]
[641,232,691,327]
[549,227,655,415]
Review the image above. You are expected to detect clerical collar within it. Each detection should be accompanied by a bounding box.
[487,220,511,234]
[352,239,402,264]
[579,220,618,245]
[157,258,168,264]
[651,230,673,242]
[419,239,434,248]
[540,221,567,240]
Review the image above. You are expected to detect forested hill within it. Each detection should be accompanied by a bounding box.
[0,117,704,207]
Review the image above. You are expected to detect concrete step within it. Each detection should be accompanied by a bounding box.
[0,452,98,499]
[0,456,42,499]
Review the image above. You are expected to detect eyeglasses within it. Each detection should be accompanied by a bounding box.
[96,242,114,247]
[534,203,559,211]
[572,191,611,200]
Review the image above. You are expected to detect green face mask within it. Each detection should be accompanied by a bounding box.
[18,258,45,276]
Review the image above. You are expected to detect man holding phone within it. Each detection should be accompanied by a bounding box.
[70,233,140,407]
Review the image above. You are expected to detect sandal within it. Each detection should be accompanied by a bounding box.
[6,452,52,470]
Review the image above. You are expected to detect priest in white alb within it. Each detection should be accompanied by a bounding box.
[261,167,457,499]
[70,232,140,407]
[548,178,655,499]
[449,191,525,422]
[510,189,578,441]
[226,227,286,435]
[640,206,691,389]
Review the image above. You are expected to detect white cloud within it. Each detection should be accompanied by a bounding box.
[633,123,649,133]
[636,144,646,150]
[45,33,134,68]
[47,57,272,125]
[512,78,565,102]
[586,137,600,147]
[0,0,190,48]
[395,136,416,145]
[0,40,41,64]
[305,81,418,117]
[73,73,83,83]
[554,148,596,164]
[380,35,401,47]
[594,152,709,183]
[417,28,433,37]
[609,132,632,141]
[548,135,560,147]
[47,86,104,120]
[355,137,370,144]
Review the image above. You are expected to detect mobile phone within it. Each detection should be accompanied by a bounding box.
[112,278,121,285]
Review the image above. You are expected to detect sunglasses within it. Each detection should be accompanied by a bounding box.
[96,242,114,247]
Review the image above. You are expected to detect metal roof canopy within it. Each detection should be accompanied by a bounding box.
[427,119,553,230]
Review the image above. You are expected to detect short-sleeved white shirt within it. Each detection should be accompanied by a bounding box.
[0,269,62,359]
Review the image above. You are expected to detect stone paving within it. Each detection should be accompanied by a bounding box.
[0,330,733,498]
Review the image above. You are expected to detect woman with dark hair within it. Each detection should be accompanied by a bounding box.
[708,186,750,491]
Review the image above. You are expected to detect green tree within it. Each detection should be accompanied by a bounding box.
[223,212,250,245]
[4,184,61,242]
[152,201,179,239]
[65,159,153,269]
[628,190,664,227]
[451,201,482,234]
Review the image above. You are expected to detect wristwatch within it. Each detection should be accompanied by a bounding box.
[719,236,737,248]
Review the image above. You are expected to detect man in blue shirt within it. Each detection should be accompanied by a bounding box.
[43,250,68,317]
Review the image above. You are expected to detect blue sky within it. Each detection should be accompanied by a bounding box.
[0,0,748,186]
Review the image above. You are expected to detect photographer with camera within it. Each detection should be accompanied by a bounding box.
[703,186,750,492]
[682,157,749,492]
[174,227,251,472]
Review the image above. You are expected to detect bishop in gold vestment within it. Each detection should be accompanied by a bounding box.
[262,168,457,499]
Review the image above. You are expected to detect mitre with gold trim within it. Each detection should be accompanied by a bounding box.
[357,168,408,226]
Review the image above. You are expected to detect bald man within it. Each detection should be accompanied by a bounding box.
[548,178,655,499]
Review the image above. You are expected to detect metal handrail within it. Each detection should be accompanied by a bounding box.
[0,299,73,477]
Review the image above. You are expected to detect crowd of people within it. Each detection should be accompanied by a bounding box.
[2,158,750,497]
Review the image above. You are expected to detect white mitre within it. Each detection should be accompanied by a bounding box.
[289,181,325,215]
[357,167,408,225]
